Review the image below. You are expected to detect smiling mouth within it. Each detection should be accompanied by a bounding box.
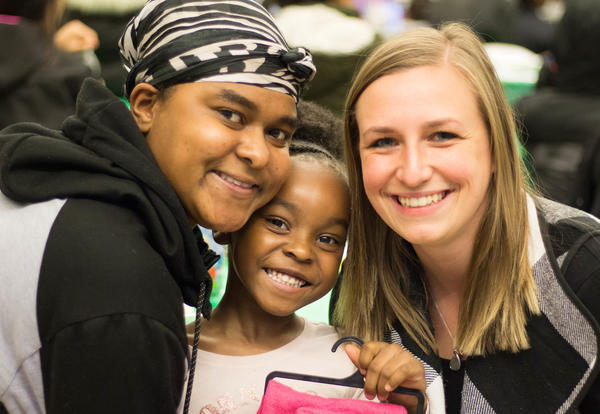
[215,171,256,190]
[265,268,309,288]
[397,191,449,208]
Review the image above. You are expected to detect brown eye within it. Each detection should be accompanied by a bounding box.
[267,128,290,143]
[219,109,243,124]
[266,217,288,231]
[318,235,338,245]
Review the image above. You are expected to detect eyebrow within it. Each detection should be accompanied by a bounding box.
[219,89,258,112]
[326,216,349,228]
[269,198,297,213]
[280,115,298,130]
[269,198,348,228]
[361,126,396,136]
[423,118,462,128]
[362,118,462,136]
[219,88,297,130]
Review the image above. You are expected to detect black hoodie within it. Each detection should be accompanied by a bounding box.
[0,79,215,413]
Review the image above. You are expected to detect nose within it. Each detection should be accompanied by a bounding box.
[397,141,432,187]
[236,127,270,169]
[283,235,313,263]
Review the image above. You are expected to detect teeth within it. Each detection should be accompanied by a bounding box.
[218,172,253,189]
[398,192,445,208]
[266,269,307,288]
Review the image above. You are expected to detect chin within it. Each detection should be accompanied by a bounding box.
[401,230,444,247]
[268,309,297,318]
[213,222,244,233]
[203,214,250,233]
[262,303,299,318]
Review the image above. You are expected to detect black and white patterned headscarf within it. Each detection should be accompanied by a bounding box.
[118,0,316,101]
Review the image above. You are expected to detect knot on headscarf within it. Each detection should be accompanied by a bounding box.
[280,47,316,82]
[118,0,316,101]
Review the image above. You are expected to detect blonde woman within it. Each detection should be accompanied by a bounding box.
[332,22,600,413]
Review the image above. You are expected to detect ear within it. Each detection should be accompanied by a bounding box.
[213,231,232,245]
[129,83,160,134]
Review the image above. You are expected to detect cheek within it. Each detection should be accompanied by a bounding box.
[435,147,485,185]
[320,252,344,283]
[361,154,391,195]
[266,152,291,192]
[234,225,276,264]
[442,160,473,184]
[155,143,195,190]
[198,122,231,146]
[148,114,193,164]
[231,235,257,281]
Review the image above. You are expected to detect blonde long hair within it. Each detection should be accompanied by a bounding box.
[333,23,539,356]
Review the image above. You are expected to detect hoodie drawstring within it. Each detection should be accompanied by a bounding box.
[182,282,206,414]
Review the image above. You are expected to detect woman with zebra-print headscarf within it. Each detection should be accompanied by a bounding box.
[0,1,315,413]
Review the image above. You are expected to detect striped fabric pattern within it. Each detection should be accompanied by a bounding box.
[386,329,446,413]
[119,0,315,99]
[386,196,600,413]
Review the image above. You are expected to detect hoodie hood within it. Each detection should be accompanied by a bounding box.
[0,78,215,314]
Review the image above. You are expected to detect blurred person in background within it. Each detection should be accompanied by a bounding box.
[265,0,379,116]
[0,0,99,130]
[408,0,518,44]
[516,0,556,53]
[516,0,600,217]
[62,0,145,96]
[408,0,555,53]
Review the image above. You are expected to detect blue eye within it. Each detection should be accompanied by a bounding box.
[431,131,458,142]
[370,137,396,148]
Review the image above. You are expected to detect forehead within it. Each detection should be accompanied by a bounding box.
[161,81,298,124]
[269,159,348,216]
[356,64,481,125]
[170,81,296,108]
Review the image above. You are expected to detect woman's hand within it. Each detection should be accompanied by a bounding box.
[344,341,426,413]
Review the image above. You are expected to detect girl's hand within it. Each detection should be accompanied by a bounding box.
[344,341,426,413]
